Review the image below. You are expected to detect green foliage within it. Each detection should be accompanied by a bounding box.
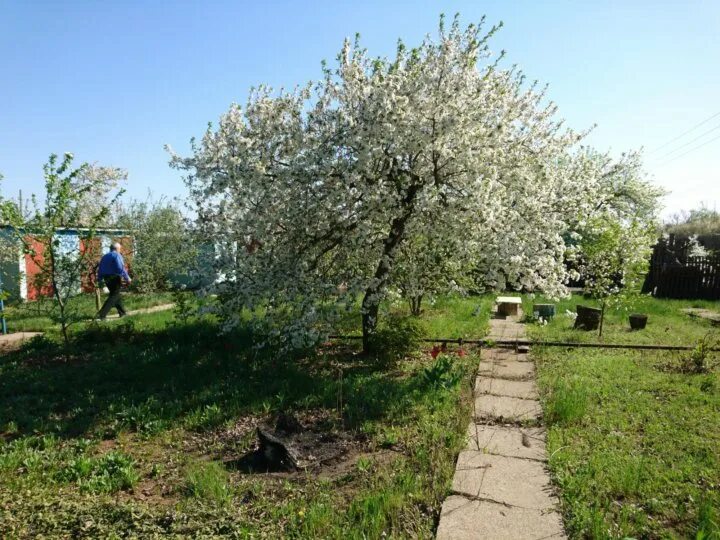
[696,498,720,540]
[172,286,195,324]
[184,461,232,505]
[544,377,588,425]
[56,451,138,493]
[525,293,720,347]
[0,293,480,538]
[421,355,463,390]
[667,205,720,238]
[185,404,226,432]
[2,290,174,333]
[682,334,720,374]
[0,153,124,348]
[534,303,720,538]
[367,313,426,363]
[114,199,198,293]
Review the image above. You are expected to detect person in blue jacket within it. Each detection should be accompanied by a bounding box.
[97,242,132,320]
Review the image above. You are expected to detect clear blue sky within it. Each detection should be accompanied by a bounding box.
[1,0,719,218]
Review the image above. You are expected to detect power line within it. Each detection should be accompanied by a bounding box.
[648,110,720,154]
[655,131,720,166]
[652,122,720,162]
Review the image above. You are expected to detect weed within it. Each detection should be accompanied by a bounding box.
[367,313,426,364]
[184,461,232,506]
[356,456,372,473]
[696,498,720,540]
[172,287,195,324]
[185,403,226,432]
[56,451,138,493]
[421,355,463,390]
[681,334,719,374]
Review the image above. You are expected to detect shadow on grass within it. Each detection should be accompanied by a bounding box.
[0,320,426,442]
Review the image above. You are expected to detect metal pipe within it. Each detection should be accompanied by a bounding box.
[327,335,718,352]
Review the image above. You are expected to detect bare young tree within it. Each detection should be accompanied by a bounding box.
[0,154,124,350]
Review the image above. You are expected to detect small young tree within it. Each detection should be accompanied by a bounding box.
[573,219,657,336]
[0,153,123,349]
[114,198,197,292]
[568,151,663,336]
[0,174,19,267]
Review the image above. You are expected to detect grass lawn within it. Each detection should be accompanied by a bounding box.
[1,291,176,333]
[523,293,719,346]
[0,294,489,538]
[528,294,720,538]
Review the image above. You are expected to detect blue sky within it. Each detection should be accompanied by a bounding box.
[1,0,719,218]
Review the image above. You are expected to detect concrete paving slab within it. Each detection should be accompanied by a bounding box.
[437,495,565,540]
[487,319,527,340]
[475,394,541,423]
[475,377,539,399]
[477,359,535,380]
[453,452,559,510]
[466,424,546,461]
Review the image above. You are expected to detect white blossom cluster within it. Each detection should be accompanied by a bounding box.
[168,16,660,350]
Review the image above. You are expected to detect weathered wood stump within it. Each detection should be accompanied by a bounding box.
[574,305,601,331]
[257,427,301,471]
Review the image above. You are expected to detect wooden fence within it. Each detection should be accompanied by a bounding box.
[642,235,720,300]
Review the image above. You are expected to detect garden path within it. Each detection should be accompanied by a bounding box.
[436,309,566,539]
[0,304,176,351]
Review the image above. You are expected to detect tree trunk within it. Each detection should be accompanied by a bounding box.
[361,298,380,354]
[48,245,71,359]
[598,300,606,338]
[361,181,422,354]
[409,294,423,316]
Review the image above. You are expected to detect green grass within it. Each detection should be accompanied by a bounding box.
[524,293,719,346]
[0,294,483,538]
[184,460,232,505]
[531,294,720,538]
[332,294,492,340]
[2,291,176,332]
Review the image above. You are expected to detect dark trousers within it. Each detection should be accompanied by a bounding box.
[98,276,126,319]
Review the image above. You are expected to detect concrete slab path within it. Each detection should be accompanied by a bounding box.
[437,311,566,539]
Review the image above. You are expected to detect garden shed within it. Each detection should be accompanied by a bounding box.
[0,226,133,301]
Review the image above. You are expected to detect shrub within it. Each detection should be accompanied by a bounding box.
[366,313,426,364]
[681,334,719,374]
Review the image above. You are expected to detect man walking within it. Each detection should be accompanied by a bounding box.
[97,242,132,320]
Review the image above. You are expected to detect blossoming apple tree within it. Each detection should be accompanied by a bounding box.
[565,150,663,335]
[170,15,651,352]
